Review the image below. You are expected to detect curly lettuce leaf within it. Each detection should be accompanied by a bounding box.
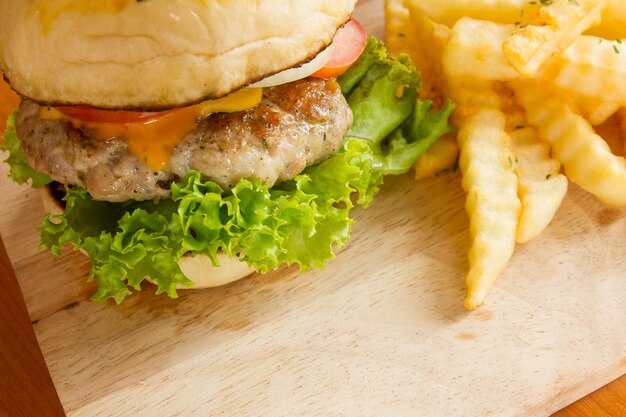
[175,140,373,272]
[338,37,388,96]
[34,38,454,304]
[345,53,420,145]
[380,100,456,175]
[339,46,454,176]
[41,135,381,303]
[40,187,189,303]
[1,112,52,187]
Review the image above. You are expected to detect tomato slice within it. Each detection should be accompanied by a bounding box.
[56,105,175,125]
[311,18,367,79]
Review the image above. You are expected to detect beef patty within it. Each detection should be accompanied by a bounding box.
[15,78,353,202]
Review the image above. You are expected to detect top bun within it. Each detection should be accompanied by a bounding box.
[0,0,357,109]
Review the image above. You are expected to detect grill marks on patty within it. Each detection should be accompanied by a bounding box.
[15,78,353,202]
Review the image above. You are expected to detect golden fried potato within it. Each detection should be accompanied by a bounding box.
[407,0,537,28]
[392,0,625,309]
[413,134,459,180]
[586,0,626,39]
[539,35,626,105]
[502,0,605,76]
[497,83,568,244]
[576,96,620,126]
[449,80,521,309]
[512,79,626,206]
[443,19,517,81]
[387,0,450,103]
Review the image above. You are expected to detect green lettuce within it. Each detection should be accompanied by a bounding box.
[1,112,52,187]
[338,36,387,96]
[378,100,456,175]
[5,37,454,303]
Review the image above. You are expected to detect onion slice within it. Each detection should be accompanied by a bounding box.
[250,45,334,88]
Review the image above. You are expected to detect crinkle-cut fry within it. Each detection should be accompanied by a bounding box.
[499,84,568,240]
[406,0,537,28]
[538,35,626,105]
[447,78,501,126]
[511,80,626,206]
[443,18,518,81]
[498,89,567,243]
[586,0,626,39]
[442,18,626,107]
[575,96,620,126]
[403,0,621,39]
[502,0,605,76]
[388,0,450,104]
[413,134,459,180]
[449,80,520,309]
[507,127,568,243]
[385,0,419,58]
[458,107,520,310]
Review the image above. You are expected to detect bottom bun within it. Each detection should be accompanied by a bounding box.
[177,251,255,289]
[40,184,256,289]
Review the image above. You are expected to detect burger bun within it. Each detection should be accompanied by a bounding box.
[0,0,357,109]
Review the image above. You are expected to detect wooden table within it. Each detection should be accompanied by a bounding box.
[1,238,623,416]
[1,1,625,415]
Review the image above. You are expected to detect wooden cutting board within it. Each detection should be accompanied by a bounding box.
[0,1,624,415]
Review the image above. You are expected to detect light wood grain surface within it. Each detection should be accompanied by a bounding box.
[17,170,624,416]
[0,0,624,415]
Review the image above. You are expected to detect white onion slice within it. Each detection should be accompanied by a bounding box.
[250,44,334,88]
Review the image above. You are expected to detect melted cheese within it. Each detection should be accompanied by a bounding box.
[93,106,200,171]
[40,88,263,170]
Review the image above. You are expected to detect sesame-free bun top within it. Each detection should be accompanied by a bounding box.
[0,0,357,109]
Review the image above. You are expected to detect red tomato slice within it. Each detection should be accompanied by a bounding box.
[311,18,367,79]
[56,105,175,125]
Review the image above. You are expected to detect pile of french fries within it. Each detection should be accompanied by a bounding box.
[385,0,626,309]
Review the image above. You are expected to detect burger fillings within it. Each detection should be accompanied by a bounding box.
[1,1,454,302]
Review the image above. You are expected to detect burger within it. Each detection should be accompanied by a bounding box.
[0,0,454,303]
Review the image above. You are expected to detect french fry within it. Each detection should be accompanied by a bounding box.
[413,134,459,180]
[496,83,568,243]
[575,96,620,126]
[387,0,450,104]
[512,79,626,206]
[443,17,626,108]
[448,78,501,126]
[399,0,624,308]
[449,80,521,309]
[404,0,620,39]
[385,0,419,59]
[406,0,537,28]
[443,19,518,81]
[502,0,605,76]
[538,35,626,105]
[509,125,568,243]
[586,0,626,39]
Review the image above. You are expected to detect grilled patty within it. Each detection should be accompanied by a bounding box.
[15,78,353,202]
